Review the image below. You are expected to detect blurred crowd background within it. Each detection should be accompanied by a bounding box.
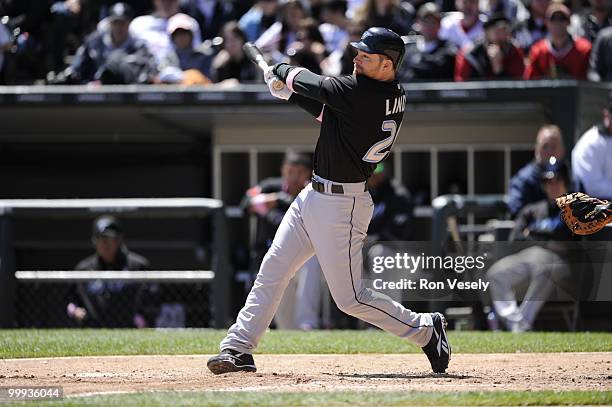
[0,0,611,86]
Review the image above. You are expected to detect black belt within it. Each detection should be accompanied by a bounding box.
[311,178,344,194]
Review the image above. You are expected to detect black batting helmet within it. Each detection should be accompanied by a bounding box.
[350,27,406,70]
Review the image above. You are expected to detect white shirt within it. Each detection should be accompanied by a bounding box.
[255,21,296,63]
[418,39,439,53]
[438,12,484,49]
[196,0,216,26]
[572,126,612,199]
[129,14,202,64]
[346,0,365,19]
[319,23,348,54]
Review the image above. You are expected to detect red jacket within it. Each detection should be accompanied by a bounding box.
[524,37,592,79]
[455,41,525,81]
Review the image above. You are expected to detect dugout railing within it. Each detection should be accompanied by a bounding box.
[0,198,232,328]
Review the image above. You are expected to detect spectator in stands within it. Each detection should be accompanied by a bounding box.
[84,0,153,23]
[0,21,11,83]
[507,124,566,218]
[480,0,529,24]
[211,21,258,83]
[398,2,457,82]
[120,0,152,16]
[255,0,308,62]
[524,3,592,80]
[66,3,157,84]
[180,0,235,42]
[319,0,350,54]
[0,0,51,84]
[47,0,86,75]
[588,26,612,81]
[232,0,257,18]
[570,0,611,43]
[242,153,323,330]
[571,101,612,199]
[66,215,153,328]
[513,0,550,51]
[455,13,524,80]
[158,12,212,84]
[352,0,415,36]
[239,0,279,43]
[488,157,576,333]
[438,0,485,48]
[286,18,327,74]
[130,0,202,64]
[309,0,327,20]
[320,19,365,75]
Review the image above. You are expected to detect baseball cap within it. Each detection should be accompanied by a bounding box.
[545,3,571,20]
[483,12,510,29]
[540,156,569,182]
[92,215,123,239]
[417,3,441,21]
[108,2,133,21]
[321,0,347,12]
[283,152,311,168]
[167,13,199,35]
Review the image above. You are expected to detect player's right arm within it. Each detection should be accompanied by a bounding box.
[288,93,324,120]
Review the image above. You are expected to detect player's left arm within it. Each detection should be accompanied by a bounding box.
[273,63,353,112]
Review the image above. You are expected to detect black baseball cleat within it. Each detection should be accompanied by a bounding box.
[207,349,257,374]
[421,312,451,373]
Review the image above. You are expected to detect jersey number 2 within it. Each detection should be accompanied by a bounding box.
[362,120,400,163]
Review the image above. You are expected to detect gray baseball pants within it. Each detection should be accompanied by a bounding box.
[220,175,433,353]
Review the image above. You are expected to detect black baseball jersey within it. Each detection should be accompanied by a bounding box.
[273,63,406,183]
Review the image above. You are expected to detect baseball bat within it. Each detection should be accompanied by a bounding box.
[242,42,285,91]
[243,42,269,72]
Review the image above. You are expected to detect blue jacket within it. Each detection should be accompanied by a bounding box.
[507,160,546,218]
[239,7,264,43]
[70,31,155,84]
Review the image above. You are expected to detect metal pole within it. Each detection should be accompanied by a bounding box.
[0,216,16,327]
[212,207,232,328]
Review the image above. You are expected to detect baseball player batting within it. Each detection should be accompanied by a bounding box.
[208,27,451,375]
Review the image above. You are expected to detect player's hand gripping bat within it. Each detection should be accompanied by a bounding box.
[242,42,285,91]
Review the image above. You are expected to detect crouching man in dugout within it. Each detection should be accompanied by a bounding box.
[66,215,155,328]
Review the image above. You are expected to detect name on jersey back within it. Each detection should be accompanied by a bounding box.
[385,95,406,116]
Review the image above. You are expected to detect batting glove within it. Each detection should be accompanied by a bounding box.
[267,75,292,100]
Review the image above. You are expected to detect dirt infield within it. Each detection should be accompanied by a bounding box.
[1,353,610,396]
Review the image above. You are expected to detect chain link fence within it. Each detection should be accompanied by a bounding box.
[14,271,213,328]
